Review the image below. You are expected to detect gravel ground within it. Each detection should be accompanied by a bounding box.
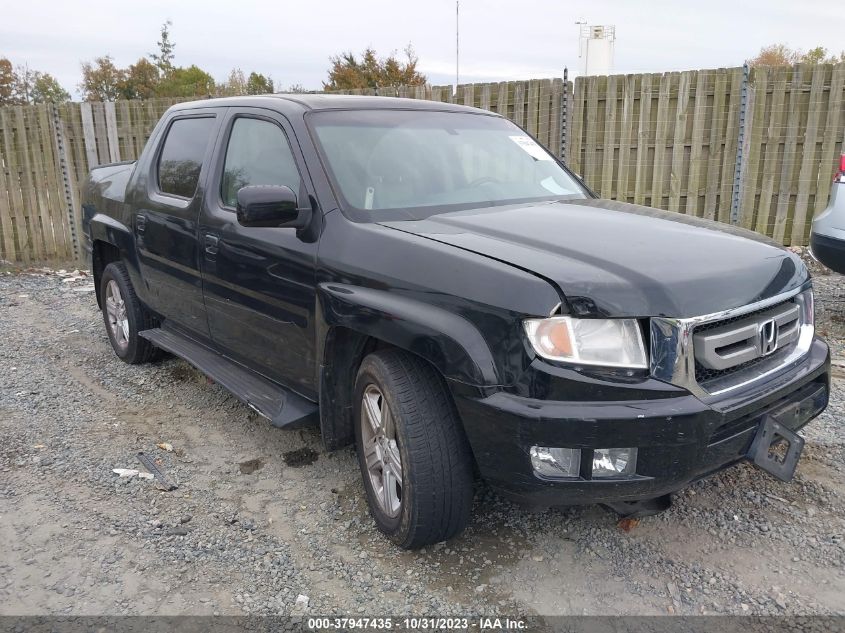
[1,252,843,617]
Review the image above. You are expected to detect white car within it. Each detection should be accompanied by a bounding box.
[811,153,845,274]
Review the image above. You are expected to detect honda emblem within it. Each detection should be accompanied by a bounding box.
[759,318,779,356]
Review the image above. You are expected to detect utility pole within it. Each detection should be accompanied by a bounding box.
[456,0,460,88]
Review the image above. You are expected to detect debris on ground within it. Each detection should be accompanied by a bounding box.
[164,527,188,536]
[112,468,154,480]
[617,517,640,532]
[291,594,309,614]
[283,447,318,467]
[136,452,178,491]
[238,458,263,474]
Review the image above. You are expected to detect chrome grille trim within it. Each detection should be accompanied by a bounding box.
[693,302,801,372]
[649,285,814,401]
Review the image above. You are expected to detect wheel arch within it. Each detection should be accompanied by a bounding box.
[88,214,143,309]
[317,283,500,451]
[92,240,121,308]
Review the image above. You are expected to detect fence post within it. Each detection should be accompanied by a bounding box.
[730,63,750,225]
[560,67,568,161]
[50,104,80,260]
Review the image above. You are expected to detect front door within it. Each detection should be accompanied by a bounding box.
[134,112,220,339]
[199,109,319,398]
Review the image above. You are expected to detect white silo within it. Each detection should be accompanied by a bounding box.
[579,25,616,76]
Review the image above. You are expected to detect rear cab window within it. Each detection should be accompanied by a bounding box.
[157,116,217,199]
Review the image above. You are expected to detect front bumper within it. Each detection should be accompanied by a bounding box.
[810,232,845,275]
[453,337,830,506]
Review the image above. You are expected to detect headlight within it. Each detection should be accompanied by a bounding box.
[523,316,648,368]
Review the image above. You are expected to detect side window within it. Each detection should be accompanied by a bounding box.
[157,117,216,199]
[221,118,302,208]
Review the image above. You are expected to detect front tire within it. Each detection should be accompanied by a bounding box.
[100,262,159,364]
[354,350,474,549]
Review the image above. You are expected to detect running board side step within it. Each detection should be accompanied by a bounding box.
[139,326,318,429]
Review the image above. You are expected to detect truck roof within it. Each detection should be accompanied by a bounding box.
[167,93,496,115]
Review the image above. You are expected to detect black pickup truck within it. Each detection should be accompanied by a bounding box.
[82,95,830,549]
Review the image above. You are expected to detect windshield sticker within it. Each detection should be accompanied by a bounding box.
[509,135,552,161]
[540,177,568,194]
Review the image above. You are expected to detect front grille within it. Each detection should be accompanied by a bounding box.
[692,299,801,385]
[694,346,789,383]
[649,288,813,398]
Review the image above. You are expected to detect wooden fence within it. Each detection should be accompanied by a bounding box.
[0,98,183,263]
[567,63,845,245]
[1,66,844,262]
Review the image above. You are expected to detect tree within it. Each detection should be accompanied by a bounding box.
[217,69,274,96]
[157,65,214,97]
[1,58,70,104]
[13,64,34,104]
[802,46,845,64]
[324,45,426,90]
[287,83,308,93]
[0,58,16,104]
[118,58,159,100]
[217,68,247,96]
[79,56,126,101]
[748,43,845,66]
[30,72,70,103]
[246,72,273,94]
[150,20,176,77]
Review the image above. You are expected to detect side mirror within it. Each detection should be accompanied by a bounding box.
[236,185,311,229]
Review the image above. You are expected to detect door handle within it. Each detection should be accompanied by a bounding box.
[136,213,146,233]
[204,234,219,256]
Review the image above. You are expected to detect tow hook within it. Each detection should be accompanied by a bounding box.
[601,493,673,524]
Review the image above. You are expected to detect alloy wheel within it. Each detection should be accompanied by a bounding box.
[360,384,403,518]
[105,280,130,351]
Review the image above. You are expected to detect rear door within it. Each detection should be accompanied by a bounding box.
[198,108,319,398]
[134,110,221,339]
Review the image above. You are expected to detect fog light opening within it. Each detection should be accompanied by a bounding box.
[530,446,581,480]
[592,447,638,478]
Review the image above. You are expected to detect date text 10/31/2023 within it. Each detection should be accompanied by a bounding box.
[307,617,528,630]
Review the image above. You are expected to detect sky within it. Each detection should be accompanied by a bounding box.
[2,0,842,97]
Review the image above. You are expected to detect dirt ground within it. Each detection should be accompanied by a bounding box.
[1,265,843,617]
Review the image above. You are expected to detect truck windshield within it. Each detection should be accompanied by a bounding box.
[309,109,587,218]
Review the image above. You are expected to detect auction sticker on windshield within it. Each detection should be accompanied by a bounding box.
[509,135,552,160]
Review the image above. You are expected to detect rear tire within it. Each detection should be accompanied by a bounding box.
[354,349,474,549]
[100,262,159,364]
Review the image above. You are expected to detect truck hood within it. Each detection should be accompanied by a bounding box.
[379,198,808,318]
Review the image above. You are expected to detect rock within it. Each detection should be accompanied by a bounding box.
[165,527,188,536]
[238,459,263,474]
[179,515,192,524]
[291,594,309,614]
